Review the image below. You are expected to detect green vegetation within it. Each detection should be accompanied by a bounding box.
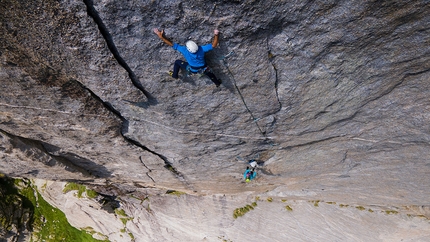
[1,177,107,242]
[115,208,134,238]
[285,205,293,211]
[385,210,399,215]
[218,235,233,242]
[63,182,86,197]
[356,206,366,211]
[281,199,287,202]
[339,204,349,208]
[233,203,257,219]
[0,176,34,237]
[115,209,128,217]
[146,204,152,213]
[63,182,98,199]
[166,190,186,196]
[267,197,273,202]
[326,201,336,205]
[86,189,99,199]
[121,218,132,226]
[41,182,48,192]
[310,200,320,207]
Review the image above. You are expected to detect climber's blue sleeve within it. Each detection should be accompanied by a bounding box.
[201,44,213,53]
[172,43,188,55]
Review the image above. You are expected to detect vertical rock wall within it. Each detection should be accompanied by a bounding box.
[0,0,429,202]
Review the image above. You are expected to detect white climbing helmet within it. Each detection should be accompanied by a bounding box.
[186,41,198,53]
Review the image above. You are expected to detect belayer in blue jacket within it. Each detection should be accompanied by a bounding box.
[153,28,222,87]
[244,166,257,183]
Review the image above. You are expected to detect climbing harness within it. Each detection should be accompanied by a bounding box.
[186,65,209,77]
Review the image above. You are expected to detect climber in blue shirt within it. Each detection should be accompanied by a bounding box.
[153,28,222,87]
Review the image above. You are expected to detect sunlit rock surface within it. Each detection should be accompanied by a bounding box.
[1,0,429,241]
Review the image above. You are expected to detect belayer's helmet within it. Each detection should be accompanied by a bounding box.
[186,41,198,53]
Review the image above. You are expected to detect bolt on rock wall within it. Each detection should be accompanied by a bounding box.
[1,0,430,203]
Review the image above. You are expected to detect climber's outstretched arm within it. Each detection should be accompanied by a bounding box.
[212,29,219,48]
[153,28,173,47]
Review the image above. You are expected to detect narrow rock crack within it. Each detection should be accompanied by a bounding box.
[68,80,185,184]
[266,37,282,113]
[221,56,267,137]
[139,156,155,183]
[82,0,155,103]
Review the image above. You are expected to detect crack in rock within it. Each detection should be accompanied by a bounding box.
[82,0,156,104]
[53,79,185,186]
[266,37,282,114]
[139,156,155,183]
[221,56,267,137]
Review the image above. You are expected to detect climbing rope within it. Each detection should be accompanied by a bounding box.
[220,50,267,137]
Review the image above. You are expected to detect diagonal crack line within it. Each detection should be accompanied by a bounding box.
[82,0,155,103]
[72,79,185,184]
[127,136,188,185]
[221,59,267,137]
[282,135,344,150]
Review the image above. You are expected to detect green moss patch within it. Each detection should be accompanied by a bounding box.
[385,210,399,215]
[166,190,186,196]
[1,177,107,242]
[115,209,127,217]
[233,203,257,219]
[63,182,98,199]
[309,200,320,207]
[356,206,366,211]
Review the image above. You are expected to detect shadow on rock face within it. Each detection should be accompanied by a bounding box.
[3,130,113,179]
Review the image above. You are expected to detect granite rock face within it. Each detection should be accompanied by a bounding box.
[1,0,430,240]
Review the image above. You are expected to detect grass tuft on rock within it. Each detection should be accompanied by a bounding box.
[233,202,258,219]
[63,182,98,199]
[356,206,366,211]
[166,190,187,196]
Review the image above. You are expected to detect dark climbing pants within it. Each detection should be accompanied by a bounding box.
[172,60,188,79]
[172,59,221,86]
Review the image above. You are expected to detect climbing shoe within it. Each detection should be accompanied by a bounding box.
[216,79,222,87]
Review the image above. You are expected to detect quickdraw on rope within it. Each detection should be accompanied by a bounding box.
[219,51,235,61]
